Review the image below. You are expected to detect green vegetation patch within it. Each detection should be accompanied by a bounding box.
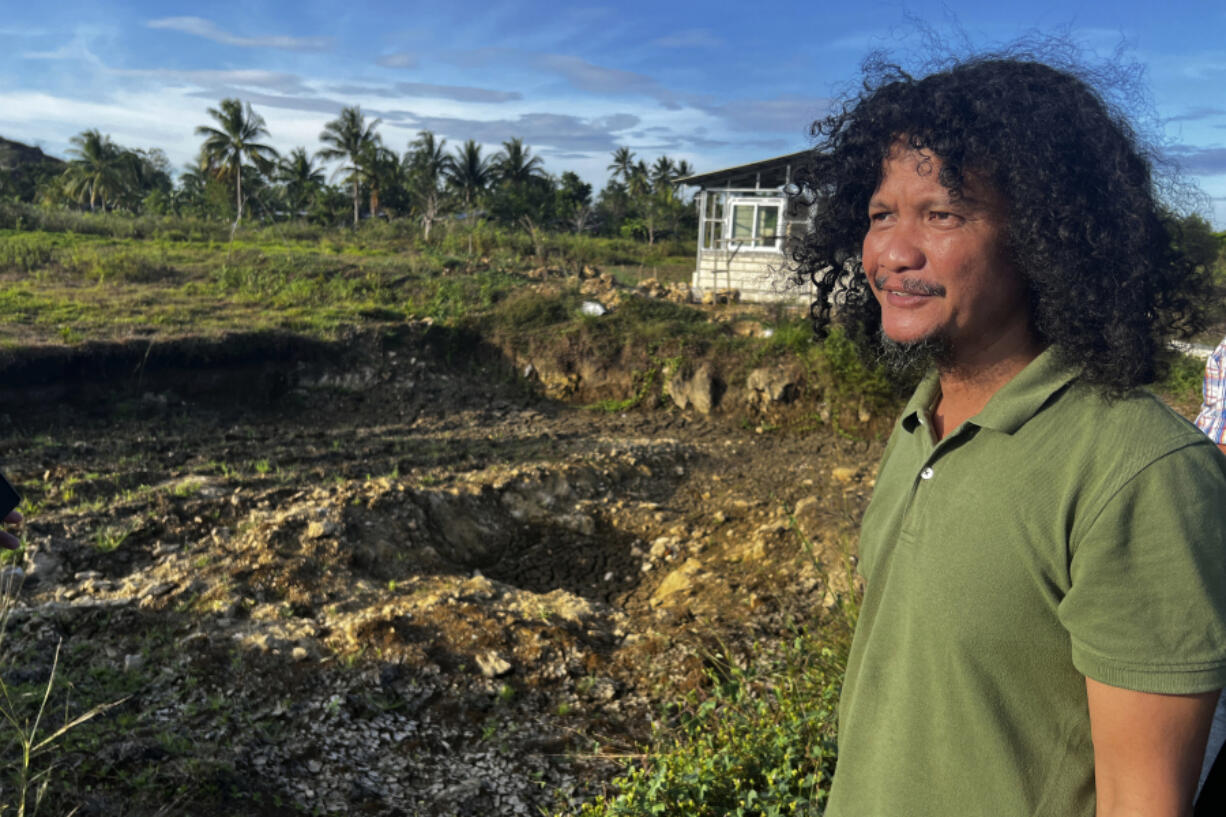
[570,627,849,817]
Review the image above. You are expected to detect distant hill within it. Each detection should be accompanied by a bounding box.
[0,136,63,172]
[0,136,65,201]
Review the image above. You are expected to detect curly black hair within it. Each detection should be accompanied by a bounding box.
[789,56,1209,391]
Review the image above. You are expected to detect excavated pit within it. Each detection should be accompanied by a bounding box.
[0,323,879,816]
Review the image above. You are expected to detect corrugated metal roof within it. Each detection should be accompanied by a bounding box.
[674,149,811,188]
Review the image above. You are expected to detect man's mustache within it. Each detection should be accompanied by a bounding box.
[873,275,946,297]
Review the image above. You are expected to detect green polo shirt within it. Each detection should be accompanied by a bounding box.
[826,347,1226,817]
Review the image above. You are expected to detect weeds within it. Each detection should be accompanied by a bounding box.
[567,512,859,817]
[568,630,848,817]
[0,572,125,815]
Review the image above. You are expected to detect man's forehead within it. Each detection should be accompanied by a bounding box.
[875,147,1008,211]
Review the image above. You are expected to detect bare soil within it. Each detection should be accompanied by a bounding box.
[0,319,883,816]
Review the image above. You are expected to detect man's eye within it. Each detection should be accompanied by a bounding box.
[930,211,962,223]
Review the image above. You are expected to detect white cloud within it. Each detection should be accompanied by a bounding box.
[147,17,332,52]
[112,68,312,95]
[375,52,418,69]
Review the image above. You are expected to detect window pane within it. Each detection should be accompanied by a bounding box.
[731,205,754,239]
[757,206,779,246]
[706,192,724,219]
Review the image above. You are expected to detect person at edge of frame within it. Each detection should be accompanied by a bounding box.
[787,52,1226,817]
[1192,333,1226,813]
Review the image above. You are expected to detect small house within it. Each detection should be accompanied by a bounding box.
[676,150,815,304]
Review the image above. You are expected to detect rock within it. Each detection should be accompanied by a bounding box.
[746,367,798,406]
[476,651,512,678]
[794,495,820,514]
[831,467,857,485]
[665,363,723,415]
[649,537,676,561]
[306,520,339,539]
[665,283,693,303]
[124,653,144,671]
[27,550,62,584]
[141,582,176,599]
[579,301,607,317]
[651,558,704,602]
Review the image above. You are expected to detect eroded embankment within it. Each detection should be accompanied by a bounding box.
[0,323,879,816]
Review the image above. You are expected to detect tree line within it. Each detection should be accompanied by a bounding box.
[0,98,697,244]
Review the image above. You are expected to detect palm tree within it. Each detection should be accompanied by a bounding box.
[61,129,136,212]
[404,130,454,240]
[626,159,651,198]
[317,106,382,228]
[278,147,325,215]
[491,137,545,186]
[650,156,677,191]
[195,99,278,229]
[446,139,491,217]
[608,146,635,184]
[360,142,400,219]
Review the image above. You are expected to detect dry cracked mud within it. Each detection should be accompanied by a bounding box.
[0,321,883,816]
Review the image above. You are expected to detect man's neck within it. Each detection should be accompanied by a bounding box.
[931,345,1044,439]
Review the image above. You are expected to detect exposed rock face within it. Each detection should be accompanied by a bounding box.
[746,367,799,408]
[665,363,723,415]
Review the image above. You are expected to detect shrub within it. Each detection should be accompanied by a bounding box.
[568,630,847,817]
[1157,350,1206,406]
[492,290,573,330]
[0,232,60,273]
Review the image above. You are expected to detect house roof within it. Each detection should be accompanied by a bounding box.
[674,149,811,189]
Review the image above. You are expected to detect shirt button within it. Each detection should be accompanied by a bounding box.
[920,466,934,480]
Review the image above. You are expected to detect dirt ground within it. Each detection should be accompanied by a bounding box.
[0,319,883,816]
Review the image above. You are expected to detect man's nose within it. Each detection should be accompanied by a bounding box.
[879,222,925,271]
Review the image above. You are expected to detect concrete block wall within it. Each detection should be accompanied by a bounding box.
[692,253,816,303]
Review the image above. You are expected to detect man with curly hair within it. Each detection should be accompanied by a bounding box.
[792,57,1226,817]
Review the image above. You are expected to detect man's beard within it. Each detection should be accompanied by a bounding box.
[874,328,952,377]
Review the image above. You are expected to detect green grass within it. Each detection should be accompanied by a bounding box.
[0,221,695,347]
[568,625,849,817]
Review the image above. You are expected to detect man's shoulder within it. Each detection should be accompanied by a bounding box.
[1049,380,1216,468]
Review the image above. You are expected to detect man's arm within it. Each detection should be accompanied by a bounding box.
[1218,444,1226,458]
[1087,677,1219,816]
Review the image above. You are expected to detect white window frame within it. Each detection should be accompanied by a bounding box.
[696,188,785,254]
[726,196,784,252]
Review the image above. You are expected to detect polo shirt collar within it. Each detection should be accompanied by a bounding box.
[900,347,1079,436]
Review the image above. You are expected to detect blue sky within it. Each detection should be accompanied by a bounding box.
[2,0,1225,225]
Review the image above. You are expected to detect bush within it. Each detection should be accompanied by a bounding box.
[492,290,574,330]
[0,232,61,273]
[569,630,847,817]
[1158,350,1206,405]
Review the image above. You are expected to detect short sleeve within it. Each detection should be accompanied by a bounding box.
[1058,440,1226,693]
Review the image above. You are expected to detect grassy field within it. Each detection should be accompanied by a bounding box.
[0,206,694,346]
